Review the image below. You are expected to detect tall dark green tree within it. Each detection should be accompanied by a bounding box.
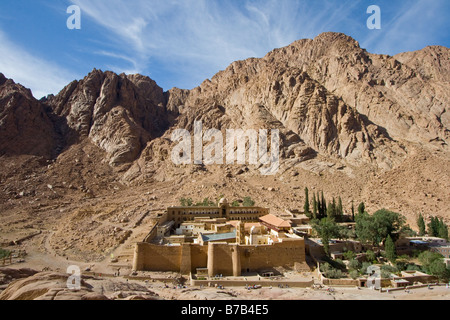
[327,199,336,219]
[358,202,365,215]
[385,235,396,262]
[438,218,449,241]
[321,192,327,218]
[351,201,355,222]
[312,193,318,220]
[337,197,343,221]
[417,214,426,236]
[304,187,311,217]
[428,217,439,237]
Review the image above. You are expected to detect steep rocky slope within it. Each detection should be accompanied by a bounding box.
[44,70,170,166]
[0,74,57,158]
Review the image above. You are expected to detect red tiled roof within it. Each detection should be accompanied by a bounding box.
[259,214,291,229]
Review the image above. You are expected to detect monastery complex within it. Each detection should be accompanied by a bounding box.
[132,198,308,277]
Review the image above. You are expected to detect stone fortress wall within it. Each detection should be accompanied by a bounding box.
[133,199,306,276]
[133,238,306,276]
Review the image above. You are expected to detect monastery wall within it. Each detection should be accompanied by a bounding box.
[133,238,306,276]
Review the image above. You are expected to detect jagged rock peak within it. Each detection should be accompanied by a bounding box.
[44,69,169,166]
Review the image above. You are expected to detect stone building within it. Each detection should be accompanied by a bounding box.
[166,198,269,227]
[133,199,307,276]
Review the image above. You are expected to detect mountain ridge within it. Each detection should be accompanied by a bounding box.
[0,32,449,241]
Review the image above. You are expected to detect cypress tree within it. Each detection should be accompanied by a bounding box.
[438,218,449,241]
[337,197,343,220]
[385,235,397,262]
[312,193,318,220]
[358,202,365,215]
[304,187,311,217]
[428,217,439,237]
[332,197,337,218]
[317,192,322,219]
[351,201,355,222]
[417,214,426,236]
[321,192,327,218]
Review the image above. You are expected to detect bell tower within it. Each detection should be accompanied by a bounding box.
[218,197,229,219]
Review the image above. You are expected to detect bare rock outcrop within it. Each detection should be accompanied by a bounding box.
[0,74,57,158]
[0,272,104,300]
[46,70,169,166]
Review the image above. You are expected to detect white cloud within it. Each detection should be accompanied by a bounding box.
[71,0,355,89]
[361,0,448,55]
[0,29,74,99]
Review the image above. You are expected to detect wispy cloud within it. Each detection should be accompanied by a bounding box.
[361,0,450,55]
[66,0,448,90]
[0,29,74,99]
[71,0,358,89]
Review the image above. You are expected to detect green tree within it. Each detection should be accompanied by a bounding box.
[355,211,377,245]
[337,197,343,221]
[304,187,311,218]
[417,214,426,236]
[365,250,377,264]
[243,197,255,207]
[343,251,356,261]
[312,218,342,256]
[317,192,322,219]
[180,197,194,206]
[428,217,439,237]
[231,200,240,207]
[348,259,362,271]
[361,262,373,274]
[385,235,397,262]
[312,193,318,220]
[351,201,355,222]
[355,209,405,246]
[357,202,365,215]
[321,192,327,218]
[438,218,449,241]
[419,251,450,281]
[327,200,336,219]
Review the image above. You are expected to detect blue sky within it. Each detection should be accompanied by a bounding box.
[0,0,448,99]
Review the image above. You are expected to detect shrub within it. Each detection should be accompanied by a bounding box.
[334,259,346,270]
[381,264,398,274]
[326,268,344,279]
[348,259,362,271]
[365,250,377,263]
[242,197,255,207]
[349,270,360,280]
[320,262,344,279]
[343,251,356,261]
[0,248,11,259]
[361,262,372,274]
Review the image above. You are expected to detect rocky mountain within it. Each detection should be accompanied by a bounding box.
[0,33,449,255]
[44,70,170,166]
[2,32,446,172]
[0,74,57,158]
